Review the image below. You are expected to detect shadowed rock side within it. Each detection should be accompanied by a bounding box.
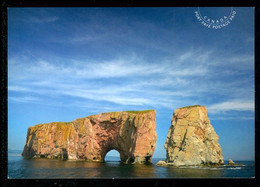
[158,105,223,167]
[22,110,157,164]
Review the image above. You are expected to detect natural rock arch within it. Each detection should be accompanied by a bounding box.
[104,149,121,161]
[102,148,127,163]
[22,110,157,164]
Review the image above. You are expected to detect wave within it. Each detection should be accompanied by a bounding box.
[179,166,224,170]
[178,165,245,170]
[227,167,242,170]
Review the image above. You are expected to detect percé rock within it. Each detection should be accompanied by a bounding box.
[164,105,224,166]
[22,110,157,164]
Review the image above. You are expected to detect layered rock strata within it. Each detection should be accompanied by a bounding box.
[162,105,223,166]
[22,110,157,164]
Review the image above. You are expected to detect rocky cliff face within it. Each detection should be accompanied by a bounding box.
[164,105,223,166]
[22,110,157,164]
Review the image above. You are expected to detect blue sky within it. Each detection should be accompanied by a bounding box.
[8,8,254,161]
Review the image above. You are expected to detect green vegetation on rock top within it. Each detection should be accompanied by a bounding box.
[29,121,71,130]
[102,110,155,115]
[125,110,155,114]
[178,105,203,109]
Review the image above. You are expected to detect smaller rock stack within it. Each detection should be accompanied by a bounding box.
[228,159,243,166]
[158,105,224,167]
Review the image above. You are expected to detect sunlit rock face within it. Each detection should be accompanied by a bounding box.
[164,105,224,166]
[22,110,157,164]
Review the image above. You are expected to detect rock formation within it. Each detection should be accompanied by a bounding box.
[228,159,235,165]
[228,158,242,166]
[162,105,223,166]
[22,110,157,164]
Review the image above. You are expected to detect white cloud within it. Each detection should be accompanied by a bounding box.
[208,100,254,113]
[9,96,39,103]
[61,88,151,106]
[209,54,254,72]
[8,52,209,83]
[8,47,254,115]
[7,51,208,108]
[8,86,31,92]
[29,16,59,23]
[211,116,254,120]
[227,55,254,63]
[179,51,193,61]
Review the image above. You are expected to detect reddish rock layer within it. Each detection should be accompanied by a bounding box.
[22,110,157,164]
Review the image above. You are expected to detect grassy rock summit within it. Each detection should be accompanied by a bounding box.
[22,110,157,164]
[158,105,224,167]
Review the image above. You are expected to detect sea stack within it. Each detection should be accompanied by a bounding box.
[163,105,224,166]
[228,158,242,166]
[22,110,157,164]
[228,159,235,165]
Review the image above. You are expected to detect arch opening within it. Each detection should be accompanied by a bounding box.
[104,149,121,162]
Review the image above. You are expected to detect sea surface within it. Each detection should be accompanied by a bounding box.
[8,150,255,179]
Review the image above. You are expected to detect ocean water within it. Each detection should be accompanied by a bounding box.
[8,151,255,178]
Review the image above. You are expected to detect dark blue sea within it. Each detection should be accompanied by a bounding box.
[8,150,255,178]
